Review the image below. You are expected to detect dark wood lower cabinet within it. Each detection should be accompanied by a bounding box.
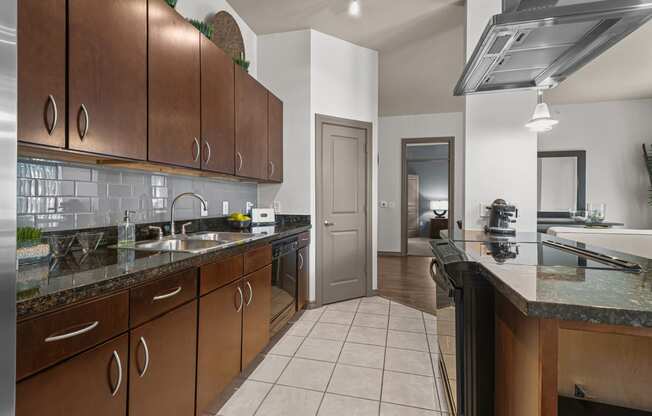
[242,265,272,368]
[16,334,128,416]
[129,300,197,416]
[297,246,309,311]
[196,279,243,415]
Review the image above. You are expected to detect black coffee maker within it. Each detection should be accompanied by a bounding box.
[484,199,518,235]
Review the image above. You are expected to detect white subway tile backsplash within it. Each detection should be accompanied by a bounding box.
[60,166,91,181]
[92,169,122,184]
[107,184,132,198]
[122,173,145,185]
[58,197,92,213]
[76,182,100,197]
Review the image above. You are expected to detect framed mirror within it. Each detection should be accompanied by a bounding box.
[537,150,586,218]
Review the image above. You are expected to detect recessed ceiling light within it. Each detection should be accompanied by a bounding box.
[349,0,361,17]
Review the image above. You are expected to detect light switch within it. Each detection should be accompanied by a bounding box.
[222,201,229,215]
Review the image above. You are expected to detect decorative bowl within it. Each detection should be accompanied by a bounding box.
[76,231,104,254]
[228,219,251,230]
[46,235,75,258]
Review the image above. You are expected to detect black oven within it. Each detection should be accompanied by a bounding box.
[271,237,299,326]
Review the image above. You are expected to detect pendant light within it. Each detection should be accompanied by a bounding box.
[526,90,558,133]
[349,0,361,17]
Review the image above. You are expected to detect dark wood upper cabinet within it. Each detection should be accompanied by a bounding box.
[297,246,309,311]
[67,0,147,160]
[242,265,272,369]
[235,68,268,180]
[129,300,197,416]
[201,37,236,175]
[16,334,129,416]
[197,280,243,415]
[148,0,201,169]
[17,0,66,148]
[267,93,284,182]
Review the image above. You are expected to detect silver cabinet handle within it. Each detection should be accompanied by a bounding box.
[138,336,150,378]
[153,286,182,301]
[235,286,244,312]
[181,222,192,235]
[148,225,164,240]
[236,152,243,172]
[44,320,99,343]
[245,281,253,306]
[203,139,212,165]
[298,252,304,271]
[269,161,275,177]
[110,350,123,397]
[192,138,200,162]
[79,104,90,140]
[46,94,58,135]
[324,220,335,227]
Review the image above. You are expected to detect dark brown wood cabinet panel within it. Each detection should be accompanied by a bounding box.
[197,280,243,415]
[298,246,309,311]
[235,68,268,180]
[267,93,283,182]
[16,334,128,416]
[129,300,197,416]
[17,0,66,148]
[130,268,198,328]
[200,254,244,296]
[242,265,271,369]
[149,0,201,168]
[244,244,272,275]
[17,291,129,381]
[68,0,147,159]
[201,36,236,174]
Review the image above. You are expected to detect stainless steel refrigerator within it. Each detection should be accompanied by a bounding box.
[0,0,17,414]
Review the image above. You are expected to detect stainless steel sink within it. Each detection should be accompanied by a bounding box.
[187,231,260,243]
[133,238,227,254]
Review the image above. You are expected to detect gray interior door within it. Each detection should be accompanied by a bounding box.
[407,174,419,238]
[320,123,367,304]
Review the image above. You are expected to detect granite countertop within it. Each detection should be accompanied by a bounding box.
[17,222,311,321]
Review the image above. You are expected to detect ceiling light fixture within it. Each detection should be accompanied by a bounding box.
[526,90,558,133]
[348,0,361,17]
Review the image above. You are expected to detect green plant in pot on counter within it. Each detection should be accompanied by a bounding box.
[17,227,50,265]
[17,227,42,248]
[188,18,214,39]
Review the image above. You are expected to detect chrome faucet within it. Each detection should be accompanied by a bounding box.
[170,192,208,236]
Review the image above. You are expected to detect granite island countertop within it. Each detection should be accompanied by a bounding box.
[441,231,652,328]
[17,222,311,321]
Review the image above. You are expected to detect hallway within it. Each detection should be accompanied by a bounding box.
[377,256,438,316]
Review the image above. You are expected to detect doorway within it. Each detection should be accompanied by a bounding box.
[401,137,454,256]
[315,115,373,305]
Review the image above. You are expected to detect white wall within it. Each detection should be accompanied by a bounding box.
[378,113,464,252]
[464,0,538,232]
[539,99,652,229]
[176,0,258,77]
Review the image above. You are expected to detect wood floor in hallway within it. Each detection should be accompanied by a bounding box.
[377,255,438,316]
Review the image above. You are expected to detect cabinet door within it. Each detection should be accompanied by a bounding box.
[197,280,243,415]
[267,93,283,182]
[68,0,147,159]
[129,300,197,416]
[201,36,235,175]
[235,68,268,180]
[16,334,128,416]
[148,0,201,168]
[242,265,271,368]
[297,246,309,311]
[17,0,66,148]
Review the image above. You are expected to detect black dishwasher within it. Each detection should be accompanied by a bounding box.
[271,237,298,326]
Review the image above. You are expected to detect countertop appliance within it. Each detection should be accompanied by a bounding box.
[485,199,518,235]
[455,0,652,95]
[271,236,299,330]
[251,208,276,225]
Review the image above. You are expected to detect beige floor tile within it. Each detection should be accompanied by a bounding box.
[277,357,335,391]
[361,295,390,304]
[380,402,439,416]
[320,310,355,325]
[256,385,323,416]
[296,337,343,362]
[338,342,385,369]
[422,312,437,322]
[388,316,425,333]
[326,299,361,312]
[424,319,438,335]
[347,326,388,346]
[287,320,317,337]
[390,303,423,319]
[318,394,379,416]
[382,371,439,410]
[217,380,272,416]
[269,335,304,357]
[385,348,433,376]
[309,322,350,342]
[438,335,455,355]
[437,320,454,336]
[353,313,389,329]
[427,334,439,353]
[436,377,452,413]
[357,302,390,316]
[249,354,291,383]
[327,364,383,400]
[387,330,429,352]
[300,308,326,322]
[431,354,444,379]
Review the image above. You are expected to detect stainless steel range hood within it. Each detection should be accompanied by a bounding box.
[454,0,652,96]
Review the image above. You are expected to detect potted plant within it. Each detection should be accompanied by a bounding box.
[187,18,214,39]
[233,51,250,73]
[165,0,177,8]
[16,227,50,265]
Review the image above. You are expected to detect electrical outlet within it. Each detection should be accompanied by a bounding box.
[246,201,254,214]
[200,202,208,217]
[222,201,229,216]
[273,200,281,213]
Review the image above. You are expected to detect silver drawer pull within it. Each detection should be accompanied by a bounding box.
[46,94,58,135]
[269,161,275,177]
[110,350,123,397]
[203,139,212,165]
[192,138,200,162]
[245,281,253,306]
[298,252,304,271]
[235,286,244,312]
[236,152,243,172]
[152,286,182,301]
[79,104,89,140]
[44,321,99,343]
[138,336,150,378]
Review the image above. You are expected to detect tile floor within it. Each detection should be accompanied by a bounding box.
[216,296,450,416]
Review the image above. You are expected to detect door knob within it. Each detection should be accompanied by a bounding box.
[324,220,335,227]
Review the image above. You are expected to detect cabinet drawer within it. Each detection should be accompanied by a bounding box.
[244,245,272,275]
[200,254,244,296]
[297,231,311,248]
[17,291,129,381]
[130,268,197,328]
